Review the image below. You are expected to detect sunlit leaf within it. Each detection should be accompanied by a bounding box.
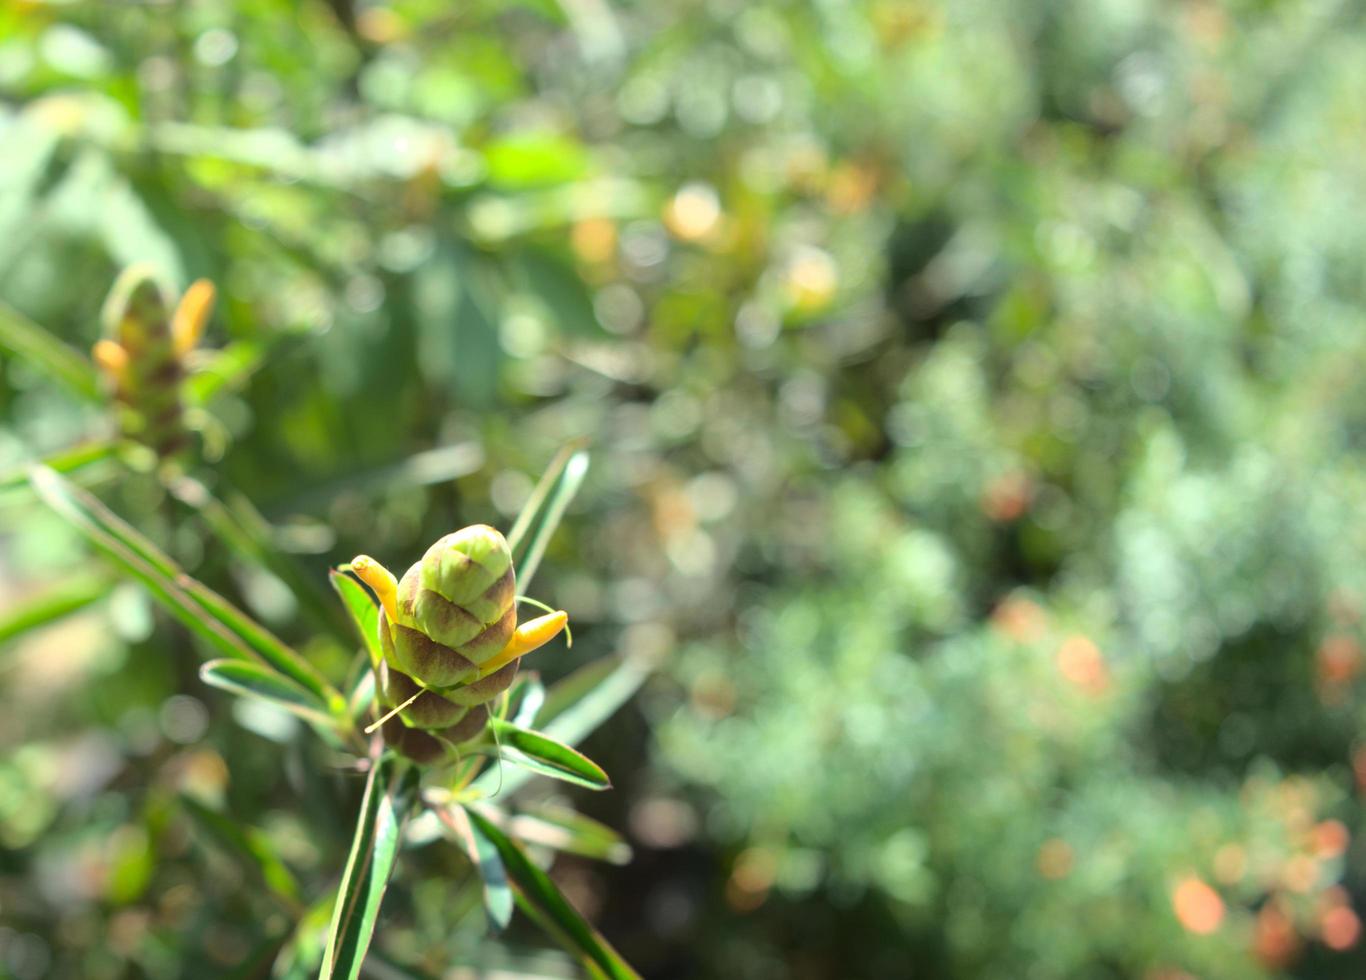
[200,660,339,733]
[472,657,644,799]
[465,809,639,980]
[29,465,342,711]
[508,445,589,592]
[488,719,610,791]
[320,752,419,980]
[509,805,632,866]
[434,804,513,931]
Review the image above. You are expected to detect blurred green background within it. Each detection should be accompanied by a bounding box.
[3,0,1366,977]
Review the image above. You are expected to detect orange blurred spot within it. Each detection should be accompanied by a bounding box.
[825,162,881,214]
[1036,838,1073,880]
[571,218,617,265]
[1321,905,1361,951]
[1282,855,1319,894]
[356,7,406,43]
[1316,635,1360,696]
[981,471,1033,522]
[1172,876,1225,935]
[991,597,1048,644]
[1056,635,1110,696]
[726,848,776,913]
[1353,747,1366,795]
[1313,820,1350,859]
[1253,899,1300,969]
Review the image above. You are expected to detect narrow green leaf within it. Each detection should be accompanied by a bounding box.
[509,805,632,866]
[488,719,610,791]
[510,675,547,728]
[435,804,513,931]
[465,809,640,980]
[0,440,120,495]
[269,442,484,516]
[28,466,341,710]
[170,475,350,640]
[0,571,113,645]
[508,445,589,593]
[320,753,418,980]
[472,658,645,799]
[0,301,102,401]
[200,660,339,732]
[180,795,302,905]
[330,569,382,670]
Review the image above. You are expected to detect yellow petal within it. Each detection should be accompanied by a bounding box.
[172,279,216,357]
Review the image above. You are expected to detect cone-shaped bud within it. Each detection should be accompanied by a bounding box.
[386,525,517,686]
[97,265,190,459]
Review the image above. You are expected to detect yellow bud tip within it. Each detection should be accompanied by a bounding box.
[172,279,216,357]
[92,339,129,383]
[478,610,568,678]
[350,555,398,622]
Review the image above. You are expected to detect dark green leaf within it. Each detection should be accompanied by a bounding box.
[180,795,301,905]
[465,809,639,980]
[488,719,610,791]
[508,445,589,592]
[320,752,419,980]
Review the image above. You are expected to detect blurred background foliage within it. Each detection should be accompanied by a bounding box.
[2,0,1366,977]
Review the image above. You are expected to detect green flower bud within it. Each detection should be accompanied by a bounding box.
[386,525,517,686]
[97,265,190,459]
[380,708,489,764]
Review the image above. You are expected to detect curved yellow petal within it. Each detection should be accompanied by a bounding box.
[172,279,216,357]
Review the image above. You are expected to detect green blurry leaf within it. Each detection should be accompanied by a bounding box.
[320,752,419,980]
[28,466,342,712]
[180,795,302,906]
[414,243,501,409]
[464,809,639,980]
[435,804,513,931]
[508,445,589,592]
[488,719,611,791]
[200,659,339,732]
[170,475,347,640]
[0,301,102,401]
[537,657,647,745]
[270,442,484,516]
[510,805,632,865]
[483,132,590,189]
[0,440,119,495]
[271,894,335,980]
[0,570,112,645]
[510,674,547,727]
